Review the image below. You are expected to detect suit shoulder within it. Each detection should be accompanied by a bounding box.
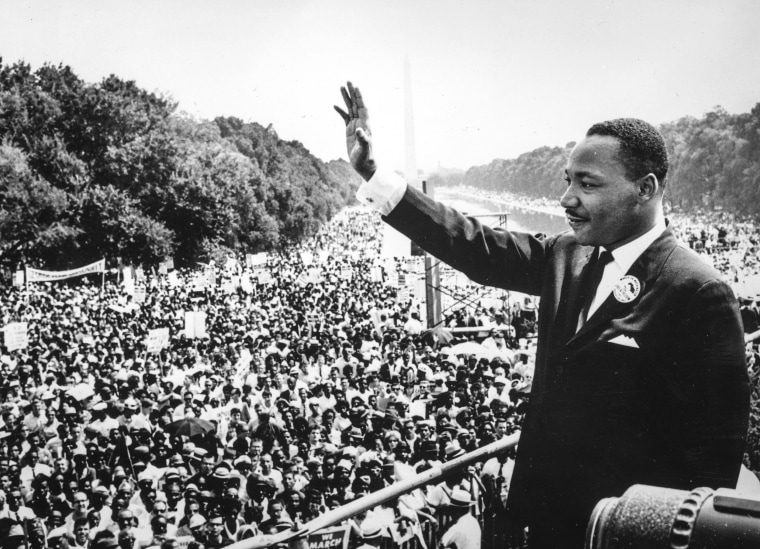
[546,230,593,259]
[666,242,729,287]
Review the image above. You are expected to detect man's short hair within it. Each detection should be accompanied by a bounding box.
[586,118,669,186]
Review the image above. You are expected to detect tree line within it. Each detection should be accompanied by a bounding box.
[0,60,362,270]
[429,104,760,217]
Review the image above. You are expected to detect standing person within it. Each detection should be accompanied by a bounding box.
[439,489,481,549]
[335,82,750,548]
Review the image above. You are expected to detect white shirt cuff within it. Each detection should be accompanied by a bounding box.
[356,168,408,216]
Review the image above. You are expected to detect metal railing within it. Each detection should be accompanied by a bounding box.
[227,433,520,549]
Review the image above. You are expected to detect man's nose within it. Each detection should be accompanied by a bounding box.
[560,184,579,209]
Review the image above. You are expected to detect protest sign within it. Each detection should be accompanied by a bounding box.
[257,271,272,285]
[4,322,28,352]
[307,525,350,549]
[133,285,147,304]
[146,328,170,353]
[246,252,268,268]
[184,312,207,339]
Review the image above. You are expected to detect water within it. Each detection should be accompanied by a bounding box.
[436,189,569,236]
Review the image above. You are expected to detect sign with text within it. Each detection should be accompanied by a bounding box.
[307,525,350,549]
[133,285,147,304]
[145,328,170,353]
[26,259,105,283]
[4,322,29,351]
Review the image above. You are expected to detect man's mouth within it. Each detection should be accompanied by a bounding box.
[566,212,589,228]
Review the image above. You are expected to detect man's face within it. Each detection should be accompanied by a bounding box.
[201,457,215,473]
[561,135,646,249]
[75,521,90,543]
[88,510,101,527]
[283,472,295,490]
[8,490,22,511]
[74,493,89,513]
[117,510,134,529]
[207,517,224,537]
[118,529,135,549]
[166,485,181,505]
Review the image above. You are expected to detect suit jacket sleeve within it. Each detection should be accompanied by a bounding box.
[383,185,551,296]
[657,277,749,489]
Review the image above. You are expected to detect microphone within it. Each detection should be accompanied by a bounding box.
[586,484,760,549]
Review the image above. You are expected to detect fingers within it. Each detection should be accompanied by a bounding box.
[340,85,352,112]
[352,85,365,111]
[355,128,370,145]
[337,81,369,127]
[348,83,360,118]
[334,105,350,125]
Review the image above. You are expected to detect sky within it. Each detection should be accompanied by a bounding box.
[0,0,758,174]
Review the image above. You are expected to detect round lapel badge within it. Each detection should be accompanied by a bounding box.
[613,275,641,303]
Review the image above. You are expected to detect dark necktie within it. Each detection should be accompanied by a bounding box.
[578,249,614,329]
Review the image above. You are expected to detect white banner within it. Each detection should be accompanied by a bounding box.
[26,259,105,283]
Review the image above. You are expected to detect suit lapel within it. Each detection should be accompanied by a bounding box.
[547,246,596,348]
[568,228,679,345]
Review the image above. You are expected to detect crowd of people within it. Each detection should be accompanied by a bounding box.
[0,197,757,549]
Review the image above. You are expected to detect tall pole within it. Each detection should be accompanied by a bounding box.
[422,180,442,327]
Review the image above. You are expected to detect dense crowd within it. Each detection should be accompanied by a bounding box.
[0,198,758,549]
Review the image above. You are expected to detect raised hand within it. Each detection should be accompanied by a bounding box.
[334,82,377,181]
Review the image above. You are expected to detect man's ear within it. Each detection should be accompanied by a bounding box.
[637,173,659,202]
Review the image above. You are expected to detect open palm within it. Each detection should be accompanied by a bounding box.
[335,82,377,181]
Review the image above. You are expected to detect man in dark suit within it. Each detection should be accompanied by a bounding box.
[335,82,750,548]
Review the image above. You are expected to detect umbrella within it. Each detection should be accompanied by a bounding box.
[67,383,95,401]
[446,341,494,358]
[164,417,216,438]
[417,327,454,348]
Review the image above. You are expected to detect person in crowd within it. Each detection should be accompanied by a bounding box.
[439,489,481,549]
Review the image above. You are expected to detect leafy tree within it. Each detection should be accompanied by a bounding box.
[0,143,78,268]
